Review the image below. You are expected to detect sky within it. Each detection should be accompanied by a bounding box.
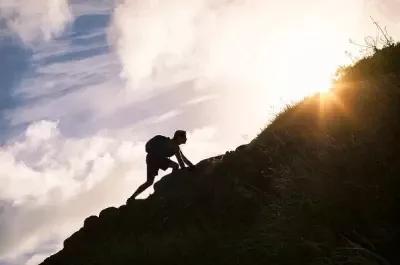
[0,0,399,264]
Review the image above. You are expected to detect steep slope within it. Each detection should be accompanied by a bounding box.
[42,44,400,265]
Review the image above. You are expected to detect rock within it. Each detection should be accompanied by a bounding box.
[83,215,98,230]
[235,144,248,152]
[99,207,118,220]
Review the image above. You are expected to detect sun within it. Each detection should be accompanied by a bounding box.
[263,28,345,105]
[266,60,335,105]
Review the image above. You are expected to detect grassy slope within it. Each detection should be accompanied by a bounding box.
[42,44,400,265]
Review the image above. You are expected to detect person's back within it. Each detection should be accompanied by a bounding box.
[132,130,195,199]
[145,135,177,158]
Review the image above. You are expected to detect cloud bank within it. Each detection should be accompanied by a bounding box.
[0,120,144,262]
[110,0,363,91]
[0,0,72,44]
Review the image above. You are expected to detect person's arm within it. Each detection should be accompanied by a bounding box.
[175,148,186,169]
[180,151,194,167]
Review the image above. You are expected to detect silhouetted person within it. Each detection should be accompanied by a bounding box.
[132,130,194,199]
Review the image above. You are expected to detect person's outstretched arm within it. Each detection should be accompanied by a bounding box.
[175,149,186,169]
[180,151,194,167]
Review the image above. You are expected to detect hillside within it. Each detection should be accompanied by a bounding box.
[42,44,400,265]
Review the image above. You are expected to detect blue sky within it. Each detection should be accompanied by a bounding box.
[0,1,117,139]
[0,0,400,264]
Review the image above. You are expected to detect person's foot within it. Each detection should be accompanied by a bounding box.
[126,195,135,205]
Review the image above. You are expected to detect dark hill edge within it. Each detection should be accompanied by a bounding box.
[42,46,400,265]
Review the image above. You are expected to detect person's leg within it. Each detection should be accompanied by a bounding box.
[159,157,179,172]
[168,160,179,171]
[132,167,157,199]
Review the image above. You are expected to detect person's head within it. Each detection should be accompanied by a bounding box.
[173,130,187,145]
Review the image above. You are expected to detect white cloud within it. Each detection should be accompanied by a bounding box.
[0,0,72,44]
[184,126,221,161]
[26,254,48,265]
[184,94,218,106]
[5,50,123,130]
[0,119,149,263]
[25,120,60,143]
[0,120,144,204]
[109,0,365,92]
[147,109,182,124]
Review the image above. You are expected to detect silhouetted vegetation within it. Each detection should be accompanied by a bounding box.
[338,42,400,82]
[338,20,398,82]
[42,44,400,265]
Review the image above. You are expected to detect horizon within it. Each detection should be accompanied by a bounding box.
[1,1,400,264]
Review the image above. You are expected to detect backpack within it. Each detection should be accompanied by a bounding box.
[145,135,170,156]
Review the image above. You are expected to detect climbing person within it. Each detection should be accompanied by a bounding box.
[132,130,195,199]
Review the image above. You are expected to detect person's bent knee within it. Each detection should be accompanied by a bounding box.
[170,162,179,171]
